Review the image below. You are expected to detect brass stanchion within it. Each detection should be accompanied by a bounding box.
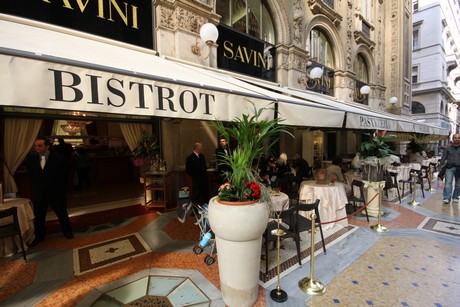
[426,165,435,192]
[298,213,326,296]
[370,183,388,232]
[408,171,420,206]
[270,218,288,302]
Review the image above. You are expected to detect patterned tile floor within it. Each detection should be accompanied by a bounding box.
[1,181,459,306]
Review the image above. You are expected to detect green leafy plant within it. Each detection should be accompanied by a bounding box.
[407,138,427,154]
[131,130,159,160]
[360,130,395,159]
[213,105,292,202]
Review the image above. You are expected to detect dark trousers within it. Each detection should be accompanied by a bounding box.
[32,192,72,239]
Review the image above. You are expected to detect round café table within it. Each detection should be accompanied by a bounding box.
[0,198,35,257]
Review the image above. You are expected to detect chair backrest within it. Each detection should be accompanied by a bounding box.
[296,199,321,224]
[408,168,421,180]
[428,162,438,172]
[420,165,429,178]
[351,180,366,202]
[384,171,398,189]
[0,207,21,238]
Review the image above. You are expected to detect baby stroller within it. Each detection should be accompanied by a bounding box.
[176,187,216,265]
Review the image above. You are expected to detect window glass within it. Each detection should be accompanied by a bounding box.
[354,54,369,83]
[308,29,334,69]
[217,0,275,43]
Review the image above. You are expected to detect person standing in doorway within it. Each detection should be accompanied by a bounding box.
[26,137,74,246]
[186,142,209,207]
[215,137,231,183]
[440,133,460,203]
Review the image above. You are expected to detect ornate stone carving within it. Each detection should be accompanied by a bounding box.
[159,6,175,30]
[293,18,302,47]
[307,0,343,27]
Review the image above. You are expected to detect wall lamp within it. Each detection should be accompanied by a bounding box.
[354,85,371,102]
[304,66,324,89]
[389,96,398,105]
[191,22,219,59]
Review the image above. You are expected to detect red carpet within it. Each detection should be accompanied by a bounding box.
[45,204,148,234]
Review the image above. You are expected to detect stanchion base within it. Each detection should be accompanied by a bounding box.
[370,224,389,232]
[270,288,288,302]
[298,277,326,296]
[408,200,420,206]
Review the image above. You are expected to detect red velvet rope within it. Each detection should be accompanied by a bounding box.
[317,192,380,225]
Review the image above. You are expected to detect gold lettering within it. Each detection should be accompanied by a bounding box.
[242,47,253,65]
[108,0,129,26]
[223,41,235,59]
[74,0,90,12]
[97,0,105,19]
[131,5,138,29]
[257,52,266,69]
[234,46,245,63]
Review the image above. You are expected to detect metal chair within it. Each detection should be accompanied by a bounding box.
[348,180,369,222]
[294,199,326,254]
[399,168,425,199]
[263,206,300,274]
[0,207,27,261]
[383,171,401,203]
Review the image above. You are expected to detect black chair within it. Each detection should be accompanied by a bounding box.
[383,171,401,203]
[399,168,425,199]
[347,180,369,222]
[263,206,300,274]
[0,207,27,261]
[294,199,326,255]
[420,165,432,191]
[273,173,299,207]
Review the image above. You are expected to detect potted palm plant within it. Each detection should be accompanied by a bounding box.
[360,130,397,182]
[407,138,427,163]
[208,105,292,307]
[131,130,159,171]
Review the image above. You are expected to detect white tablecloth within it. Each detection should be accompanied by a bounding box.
[298,181,348,229]
[0,198,35,257]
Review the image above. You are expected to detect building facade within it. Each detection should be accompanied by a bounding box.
[411,0,460,151]
[0,0,446,198]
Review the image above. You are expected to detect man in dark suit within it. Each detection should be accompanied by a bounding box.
[186,142,209,207]
[215,137,231,183]
[26,137,73,246]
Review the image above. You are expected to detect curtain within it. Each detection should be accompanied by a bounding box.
[119,123,152,151]
[3,118,43,193]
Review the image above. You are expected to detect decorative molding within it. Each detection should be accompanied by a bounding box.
[307,0,343,27]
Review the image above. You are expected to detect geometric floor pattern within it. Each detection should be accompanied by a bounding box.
[73,233,151,275]
[419,217,460,238]
[306,237,460,307]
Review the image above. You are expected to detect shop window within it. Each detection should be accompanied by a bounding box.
[217,0,275,44]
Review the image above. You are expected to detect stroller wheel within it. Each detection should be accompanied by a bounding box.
[204,255,215,265]
[193,245,203,254]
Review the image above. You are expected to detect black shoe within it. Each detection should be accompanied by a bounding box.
[28,237,44,247]
[64,232,74,239]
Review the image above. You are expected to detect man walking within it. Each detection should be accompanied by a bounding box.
[26,137,74,246]
[440,133,460,203]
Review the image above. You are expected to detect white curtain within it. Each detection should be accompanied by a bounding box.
[119,123,152,151]
[3,118,43,193]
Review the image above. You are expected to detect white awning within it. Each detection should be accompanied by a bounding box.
[0,15,349,126]
[0,15,280,122]
[235,77,447,135]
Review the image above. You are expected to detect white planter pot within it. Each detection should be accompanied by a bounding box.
[208,196,269,307]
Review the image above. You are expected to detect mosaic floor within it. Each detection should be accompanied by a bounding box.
[1,181,459,306]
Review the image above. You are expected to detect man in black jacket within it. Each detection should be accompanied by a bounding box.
[215,137,231,183]
[186,142,209,207]
[26,137,73,246]
[440,134,460,203]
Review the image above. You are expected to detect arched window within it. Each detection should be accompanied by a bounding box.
[217,0,275,44]
[354,54,369,83]
[353,54,369,104]
[412,101,425,114]
[307,28,334,69]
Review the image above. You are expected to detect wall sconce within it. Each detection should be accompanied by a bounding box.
[304,66,324,89]
[191,22,219,59]
[389,96,398,105]
[354,85,371,102]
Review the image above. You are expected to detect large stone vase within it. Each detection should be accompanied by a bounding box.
[361,160,384,182]
[208,196,269,307]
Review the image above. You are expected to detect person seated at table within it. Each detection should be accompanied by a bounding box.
[292,152,311,181]
[259,169,271,188]
[327,156,352,195]
[263,156,278,182]
[276,153,292,178]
